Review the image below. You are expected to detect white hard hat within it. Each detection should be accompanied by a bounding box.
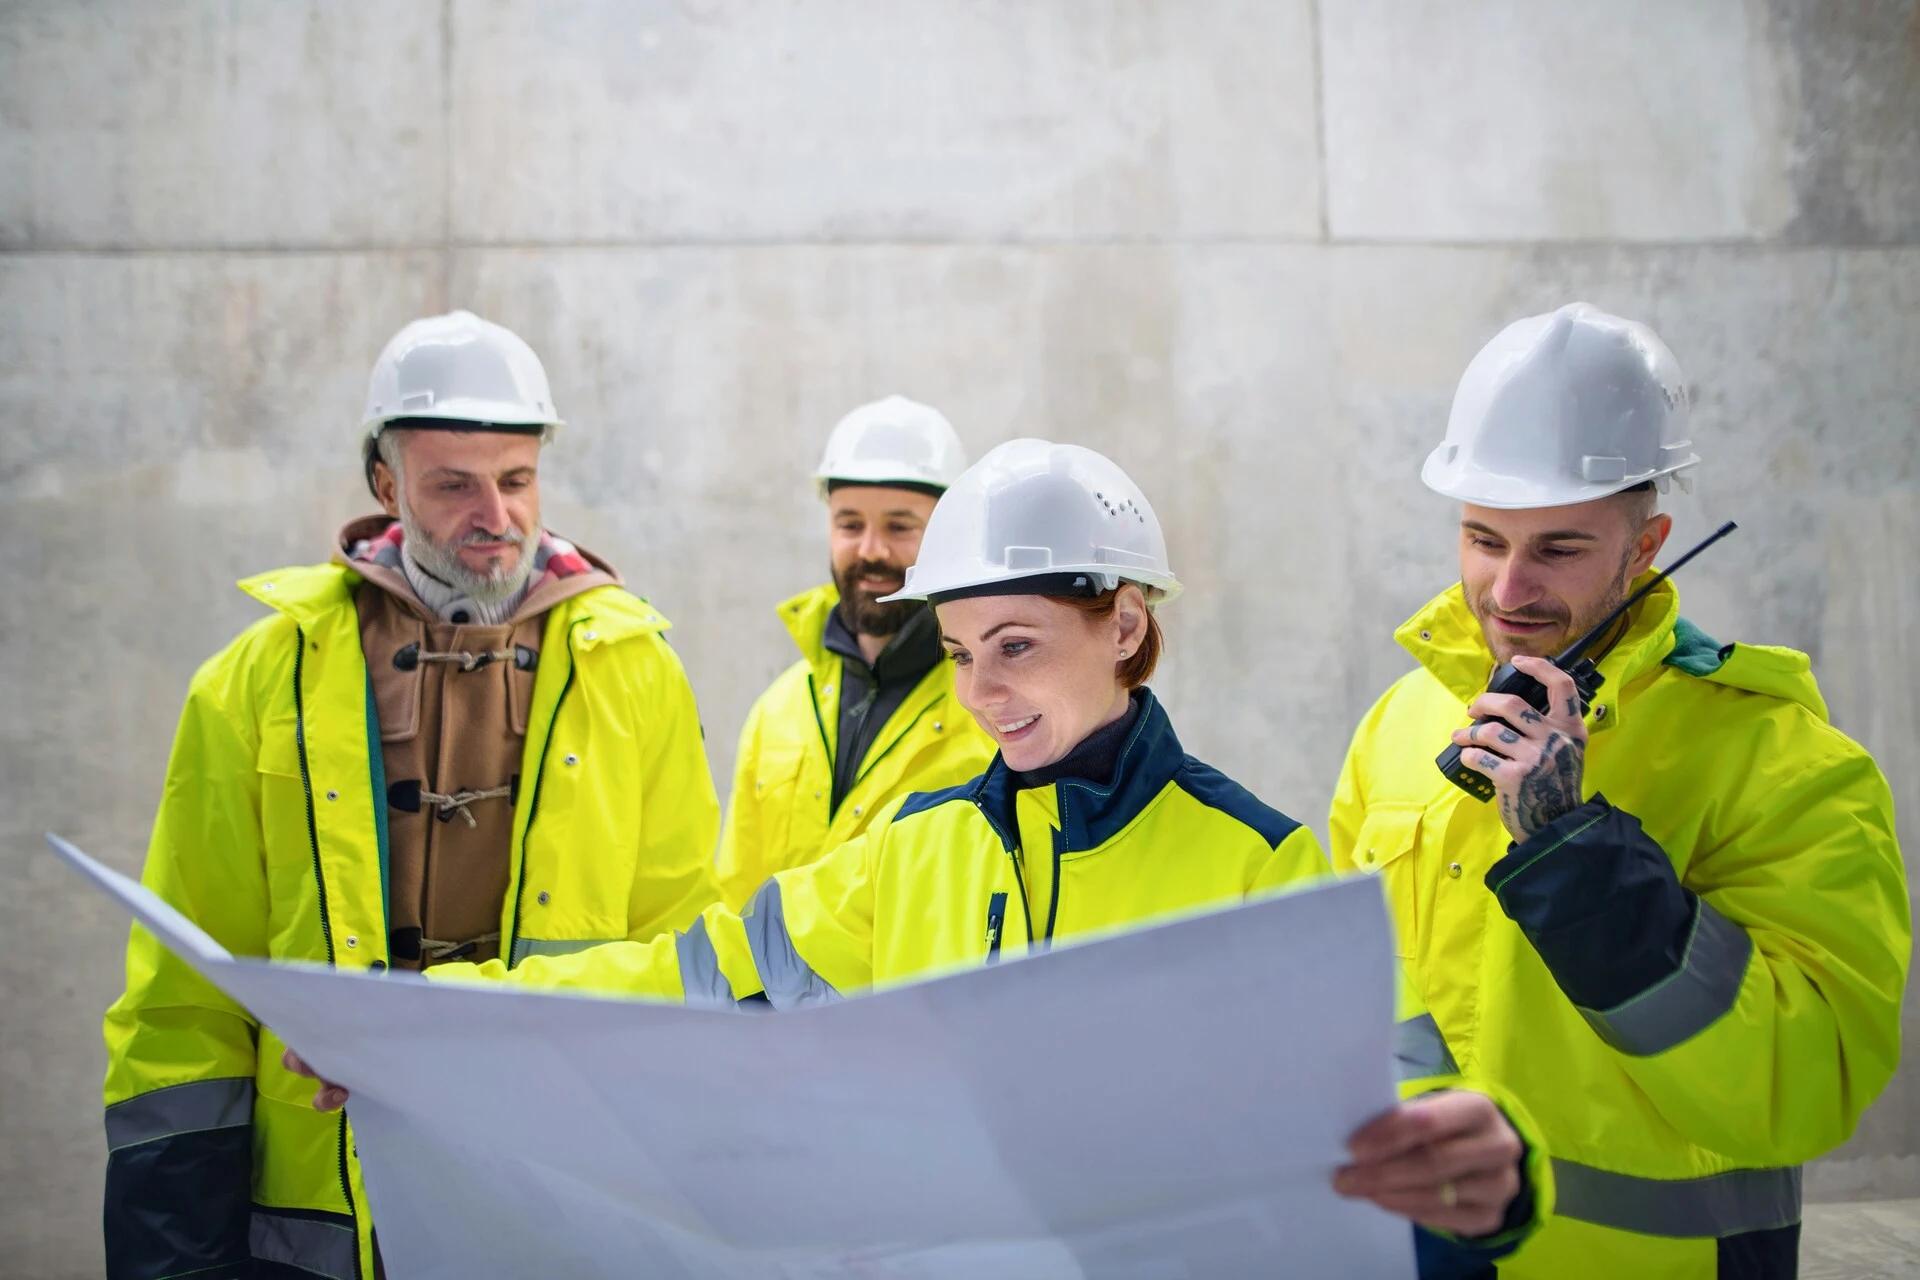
[815,395,968,496]
[1421,302,1699,509]
[362,310,563,445]
[882,439,1182,604]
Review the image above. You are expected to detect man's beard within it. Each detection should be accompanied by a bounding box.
[1468,546,1637,662]
[398,498,537,606]
[833,558,921,638]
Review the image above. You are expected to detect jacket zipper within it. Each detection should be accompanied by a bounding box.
[805,672,836,811]
[292,629,359,1267]
[1042,793,1067,944]
[1044,842,1063,943]
[1006,847,1036,944]
[972,798,1034,944]
[504,621,581,967]
[850,657,948,787]
[292,629,337,966]
[849,698,938,795]
[984,892,1007,963]
[336,1110,363,1279]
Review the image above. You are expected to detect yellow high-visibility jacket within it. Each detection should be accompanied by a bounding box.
[714,584,992,909]
[1332,577,1909,1279]
[102,562,721,1280]
[449,691,1554,1272]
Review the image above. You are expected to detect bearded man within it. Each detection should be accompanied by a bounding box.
[713,395,994,908]
[101,310,721,1279]
[1330,303,1907,1279]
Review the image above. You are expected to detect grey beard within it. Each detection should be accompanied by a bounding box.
[396,501,536,606]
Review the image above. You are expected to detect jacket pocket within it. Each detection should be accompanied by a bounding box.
[254,719,336,962]
[1352,805,1423,958]
[751,736,809,856]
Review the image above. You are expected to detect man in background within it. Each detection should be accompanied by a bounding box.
[715,395,993,908]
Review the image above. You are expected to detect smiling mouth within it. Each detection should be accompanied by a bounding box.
[995,715,1040,736]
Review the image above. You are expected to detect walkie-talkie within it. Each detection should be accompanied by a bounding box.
[1436,520,1738,800]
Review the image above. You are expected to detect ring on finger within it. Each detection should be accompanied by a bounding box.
[1439,1180,1458,1209]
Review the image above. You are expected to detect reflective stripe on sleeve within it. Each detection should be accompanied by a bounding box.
[742,879,841,1011]
[104,1076,253,1153]
[250,1209,359,1280]
[1578,898,1753,1056]
[674,916,735,1006]
[1393,1012,1461,1082]
[1554,1158,1800,1238]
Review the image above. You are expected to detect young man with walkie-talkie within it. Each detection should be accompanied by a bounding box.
[1328,303,1908,1280]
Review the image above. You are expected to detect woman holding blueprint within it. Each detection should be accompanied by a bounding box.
[294,439,1551,1272]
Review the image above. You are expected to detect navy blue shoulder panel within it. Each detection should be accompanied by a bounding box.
[893,775,984,824]
[1172,757,1303,849]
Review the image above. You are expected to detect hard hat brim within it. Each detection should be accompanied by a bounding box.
[815,461,956,495]
[1420,446,1699,510]
[881,564,1182,606]
[365,399,563,440]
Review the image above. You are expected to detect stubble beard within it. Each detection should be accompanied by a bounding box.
[397,495,537,606]
[1471,546,1637,665]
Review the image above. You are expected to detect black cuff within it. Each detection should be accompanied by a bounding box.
[1485,795,1696,1011]
[104,1125,253,1279]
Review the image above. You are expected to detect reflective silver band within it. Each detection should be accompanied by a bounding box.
[675,916,735,1006]
[1393,1012,1460,1082]
[509,936,620,966]
[1579,899,1753,1056]
[1554,1158,1801,1238]
[250,1209,358,1280]
[105,1076,252,1153]
[742,879,840,1010]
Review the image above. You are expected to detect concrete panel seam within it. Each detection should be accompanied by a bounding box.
[1309,0,1330,243]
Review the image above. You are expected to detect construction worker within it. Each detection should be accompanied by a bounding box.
[297,439,1556,1272]
[714,395,993,908]
[1330,303,1910,1277]
[102,310,722,1279]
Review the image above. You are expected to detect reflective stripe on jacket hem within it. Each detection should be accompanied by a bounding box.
[1393,1012,1460,1082]
[105,1076,253,1153]
[1577,899,1753,1056]
[509,936,621,966]
[1553,1158,1801,1238]
[250,1208,358,1280]
[742,879,841,1010]
[675,917,734,1006]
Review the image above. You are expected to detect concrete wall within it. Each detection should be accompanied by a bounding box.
[3,2,1915,1272]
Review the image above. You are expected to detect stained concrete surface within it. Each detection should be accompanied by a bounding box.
[2,3,1916,1275]
[1802,1200,1920,1280]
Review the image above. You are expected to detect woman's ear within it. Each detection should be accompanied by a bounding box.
[1113,585,1148,659]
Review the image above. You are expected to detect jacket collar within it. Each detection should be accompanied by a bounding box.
[240,562,670,648]
[968,689,1185,853]
[1395,574,1684,729]
[824,599,944,688]
[330,514,621,626]
[777,583,841,672]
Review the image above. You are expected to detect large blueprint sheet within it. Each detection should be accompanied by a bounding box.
[53,834,1412,1278]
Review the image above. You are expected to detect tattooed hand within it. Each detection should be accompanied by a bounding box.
[1450,655,1588,842]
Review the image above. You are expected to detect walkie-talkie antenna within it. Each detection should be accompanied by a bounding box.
[1555,520,1738,667]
